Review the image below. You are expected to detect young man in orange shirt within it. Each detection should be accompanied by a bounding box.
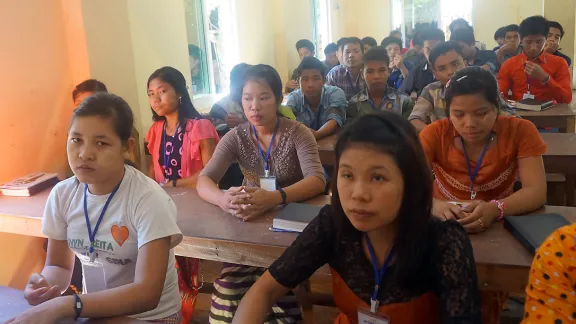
[498,16,572,104]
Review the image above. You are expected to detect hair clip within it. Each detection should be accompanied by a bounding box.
[456,75,468,82]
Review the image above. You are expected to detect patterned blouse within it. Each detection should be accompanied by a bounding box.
[419,116,547,202]
[199,118,326,188]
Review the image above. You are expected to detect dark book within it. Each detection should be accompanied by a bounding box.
[0,172,59,197]
[272,203,323,233]
[503,213,570,254]
[514,99,555,112]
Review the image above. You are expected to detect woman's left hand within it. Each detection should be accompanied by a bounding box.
[457,200,501,233]
[5,296,70,324]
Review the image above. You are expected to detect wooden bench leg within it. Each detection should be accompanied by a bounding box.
[296,281,314,324]
[566,176,575,207]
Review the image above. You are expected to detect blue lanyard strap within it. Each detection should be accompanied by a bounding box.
[83,181,122,254]
[460,132,493,198]
[364,233,395,303]
[162,122,180,179]
[252,118,280,172]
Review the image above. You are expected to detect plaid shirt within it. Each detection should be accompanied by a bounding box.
[409,81,516,124]
[326,65,366,100]
[286,85,347,130]
[347,87,415,123]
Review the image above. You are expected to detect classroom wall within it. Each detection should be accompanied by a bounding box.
[473,0,544,48]
[0,0,84,288]
[545,0,575,67]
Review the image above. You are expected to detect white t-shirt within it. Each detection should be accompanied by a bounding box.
[42,166,183,320]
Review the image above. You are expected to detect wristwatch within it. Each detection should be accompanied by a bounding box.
[278,188,287,205]
[73,294,83,320]
[541,75,551,84]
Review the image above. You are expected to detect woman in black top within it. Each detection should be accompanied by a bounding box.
[232,112,482,323]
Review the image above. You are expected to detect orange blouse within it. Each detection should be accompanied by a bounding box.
[523,223,576,323]
[419,116,547,202]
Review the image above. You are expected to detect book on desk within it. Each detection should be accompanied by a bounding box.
[503,213,570,254]
[510,99,555,112]
[0,172,59,197]
[272,203,323,233]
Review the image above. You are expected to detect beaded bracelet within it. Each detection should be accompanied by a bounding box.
[490,200,505,221]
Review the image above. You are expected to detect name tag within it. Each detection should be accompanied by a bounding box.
[358,309,390,324]
[522,92,535,100]
[83,259,106,293]
[260,176,277,191]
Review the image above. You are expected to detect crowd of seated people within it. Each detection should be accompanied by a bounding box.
[7,14,575,324]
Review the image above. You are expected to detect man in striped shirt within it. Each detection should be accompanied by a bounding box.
[326,37,366,100]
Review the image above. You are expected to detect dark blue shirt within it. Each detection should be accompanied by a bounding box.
[388,61,414,89]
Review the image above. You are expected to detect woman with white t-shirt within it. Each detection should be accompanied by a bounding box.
[8,93,183,324]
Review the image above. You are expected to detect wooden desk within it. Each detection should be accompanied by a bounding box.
[2,188,576,294]
[0,286,145,323]
[516,104,575,133]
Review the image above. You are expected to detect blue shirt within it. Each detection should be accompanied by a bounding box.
[286,85,347,130]
[326,65,366,100]
[387,61,413,89]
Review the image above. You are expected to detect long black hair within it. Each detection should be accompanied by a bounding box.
[148,66,203,129]
[331,112,433,288]
[445,66,501,116]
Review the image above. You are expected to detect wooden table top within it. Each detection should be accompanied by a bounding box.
[0,286,145,323]
[515,103,575,117]
[1,187,575,271]
[541,133,576,156]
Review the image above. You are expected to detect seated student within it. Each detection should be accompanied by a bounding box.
[327,37,366,100]
[409,42,515,133]
[231,112,482,324]
[146,66,219,188]
[196,64,326,323]
[209,63,252,131]
[450,27,499,72]
[419,67,547,324]
[496,24,522,64]
[449,19,487,50]
[546,21,572,66]
[335,37,349,65]
[286,56,346,140]
[324,42,340,69]
[9,93,183,323]
[189,44,206,93]
[362,36,378,53]
[72,80,141,170]
[348,47,414,120]
[499,16,572,104]
[403,29,426,66]
[390,29,409,54]
[400,28,445,97]
[493,26,507,51]
[146,67,219,322]
[381,36,413,89]
[285,39,316,93]
[523,223,576,323]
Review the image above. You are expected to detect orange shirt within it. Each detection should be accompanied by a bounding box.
[419,116,547,202]
[522,223,576,324]
[498,51,572,103]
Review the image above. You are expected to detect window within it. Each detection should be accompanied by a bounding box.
[312,0,331,60]
[184,0,239,97]
[391,0,472,48]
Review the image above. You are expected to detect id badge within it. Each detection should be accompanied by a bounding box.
[83,259,106,293]
[522,92,535,100]
[358,308,390,324]
[260,176,277,191]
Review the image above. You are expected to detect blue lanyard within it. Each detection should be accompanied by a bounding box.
[365,233,395,313]
[252,118,280,176]
[460,132,493,200]
[162,122,180,180]
[83,181,122,258]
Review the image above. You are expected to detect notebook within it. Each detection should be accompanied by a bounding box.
[514,99,555,112]
[503,213,570,254]
[272,203,323,233]
[0,172,59,197]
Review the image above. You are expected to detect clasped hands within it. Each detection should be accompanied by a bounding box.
[218,186,281,221]
[432,200,502,233]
